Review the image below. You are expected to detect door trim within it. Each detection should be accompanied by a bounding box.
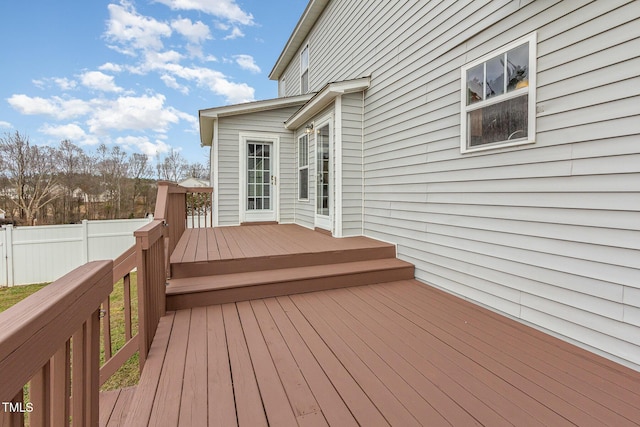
[239,133,279,224]
[314,114,333,232]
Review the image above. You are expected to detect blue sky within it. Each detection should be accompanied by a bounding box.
[0,0,307,165]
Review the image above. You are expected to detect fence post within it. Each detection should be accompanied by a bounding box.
[82,219,90,263]
[5,225,14,287]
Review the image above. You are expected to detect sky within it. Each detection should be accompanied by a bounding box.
[0,0,308,165]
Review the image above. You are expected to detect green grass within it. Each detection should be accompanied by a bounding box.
[100,272,140,391]
[0,274,141,393]
[0,282,49,311]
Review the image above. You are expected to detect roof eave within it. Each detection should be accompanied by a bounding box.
[284,77,371,130]
[199,94,315,146]
[268,0,331,81]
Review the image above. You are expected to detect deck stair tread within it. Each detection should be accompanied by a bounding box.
[167,258,413,295]
[166,258,414,309]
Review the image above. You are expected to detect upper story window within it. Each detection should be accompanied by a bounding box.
[460,32,537,153]
[298,134,309,200]
[300,45,309,93]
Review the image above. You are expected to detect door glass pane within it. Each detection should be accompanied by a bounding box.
[247,141,272,211]
[316,125,329,216]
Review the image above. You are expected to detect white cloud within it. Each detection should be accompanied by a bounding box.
[39,123,100,145]
[105,3,172,54]
[8,92,195,136]
[40,123,85,139]
[161,63,254,103]
[223,26,244,40]
[8,94,91,120]
[99,63,124,73]
[160,74,189,94]
[155,0,254,25]
[0,121,11,128]
[54,77,78,91]
[115,135,172,157]
[86,93,183,134]
[171,18,211,44]
[80,71,124,93]
[234,54,261,73]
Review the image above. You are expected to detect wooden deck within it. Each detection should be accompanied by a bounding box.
[166,224,413,310]
[123,280,640,426]
[169,224,398,278]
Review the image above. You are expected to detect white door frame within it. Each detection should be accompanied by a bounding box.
[314,114,333,231]
[239,132,279,223]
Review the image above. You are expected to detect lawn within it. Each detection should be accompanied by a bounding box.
[0,274,140,392]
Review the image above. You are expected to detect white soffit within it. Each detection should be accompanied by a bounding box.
[285,77,370,130]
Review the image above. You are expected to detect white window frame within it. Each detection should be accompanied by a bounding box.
[279,77,286,97]
[298,133,309,201]
[460,32,537,153]
[300,45,309,94]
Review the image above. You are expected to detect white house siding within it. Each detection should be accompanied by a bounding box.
[216,107,300,226]
[277,0,640,369]
[341,92,364,236]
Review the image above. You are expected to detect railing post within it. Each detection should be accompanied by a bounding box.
[5,225,14,287]
[81,219,90,263]
[135,220,167,371]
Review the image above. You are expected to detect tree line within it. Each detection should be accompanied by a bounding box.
[0,131,208,225]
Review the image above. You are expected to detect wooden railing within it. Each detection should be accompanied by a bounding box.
[134,220,166,368]
[99,245,138,386]
[154,182,213,272]
[0,182,210,425]
[0,261,113,426]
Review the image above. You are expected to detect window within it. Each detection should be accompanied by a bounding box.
[298,134,309,200]
[279,77,286,97]
[300,45,309,94]
[461,32,536,153]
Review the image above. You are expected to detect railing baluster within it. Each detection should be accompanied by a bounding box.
[71,325,85,425]
[124,273,132,341]
[0,390,25,427]
[29,361,50,427]
[50,342,70,427]
[102,296,112,361]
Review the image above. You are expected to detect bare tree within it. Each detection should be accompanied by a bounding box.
[0,131,60,225]
[128,152,153,216]
[157,149,187,182]
[184,161,209,180]
[57,139,88,223]
[96,144,129,219]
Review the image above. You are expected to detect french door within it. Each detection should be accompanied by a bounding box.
[242,138,277,222]
[315,123,331,230]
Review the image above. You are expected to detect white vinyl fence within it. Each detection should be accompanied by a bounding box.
[0,218,152,287]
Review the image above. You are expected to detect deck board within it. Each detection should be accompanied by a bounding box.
[206,305,237,427]
[172,224,395,265]
[121,280,640,427]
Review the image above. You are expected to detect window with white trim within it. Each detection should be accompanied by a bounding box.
[461,32,537,153]
[298,134,309,200]
[300,45,309,94]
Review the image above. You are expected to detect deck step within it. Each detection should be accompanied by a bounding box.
[166,258,414,310]
[170,244,397,279]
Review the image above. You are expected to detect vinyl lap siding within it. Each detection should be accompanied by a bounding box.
[341,92,364,236]
[285,0,640,369]
[217,107,300,225]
